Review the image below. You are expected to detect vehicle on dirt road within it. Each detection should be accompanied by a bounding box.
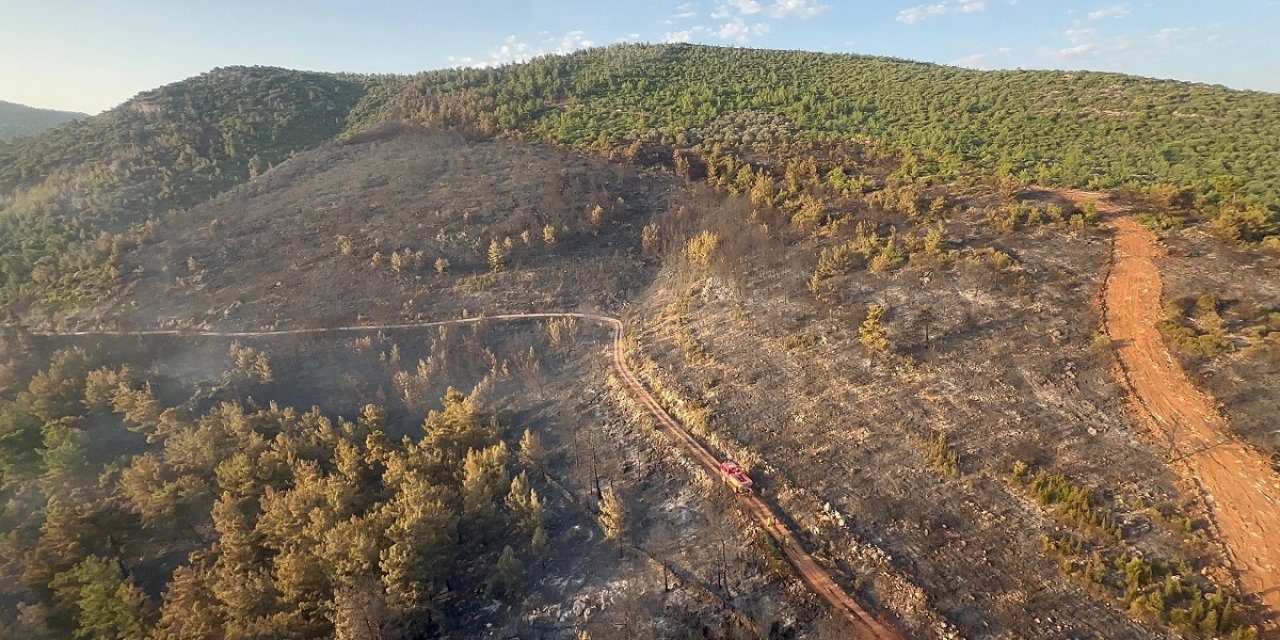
[720,461,755,494]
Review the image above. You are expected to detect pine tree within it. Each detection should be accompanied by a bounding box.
[517,428,547,476]
[461,443,511,539]
[379,474,458,611]
[598,486,627,543]
[487,239,506,272]
[50,556,155,640]
[749,171,776,207]
[331,574,396,640]
[531,526,549,569]
[859,303,889,356]
[491,545,521,596]
[684,231,719,268]
[152,564,223,640]
[422,388,495,468]
[505,471,544,535]
[39,418,90,491]
[23,348,91,422]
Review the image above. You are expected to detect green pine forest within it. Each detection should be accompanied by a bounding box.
[391,44,1280,201]
[2,44,1279,314]
[0,341,555,638]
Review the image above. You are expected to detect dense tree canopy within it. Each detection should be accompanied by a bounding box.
[386,44,1280,203]
[0,340,546,639]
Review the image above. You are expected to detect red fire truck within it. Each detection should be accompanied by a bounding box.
[719,461,754,494]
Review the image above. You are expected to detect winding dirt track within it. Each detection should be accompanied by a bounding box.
[28,312,904,639]
[1104,218,1280,629]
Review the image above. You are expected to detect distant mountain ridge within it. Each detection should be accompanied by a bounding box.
[1,45,1278,314]
[0,100,85,141]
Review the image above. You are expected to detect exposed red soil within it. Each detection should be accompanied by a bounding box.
[1104,217,1280,631]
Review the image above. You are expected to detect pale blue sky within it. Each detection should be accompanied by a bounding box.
[2,0,1277,114]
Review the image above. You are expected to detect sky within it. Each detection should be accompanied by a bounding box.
[1,0,1277,114]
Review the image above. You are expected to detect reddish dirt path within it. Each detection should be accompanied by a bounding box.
[606,323,907,639]
[1104,217,1280,629]
[30,312,905,639]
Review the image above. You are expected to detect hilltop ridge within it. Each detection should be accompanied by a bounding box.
[0,100,85,142]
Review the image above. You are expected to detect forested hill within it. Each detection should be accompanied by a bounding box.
[3,45,1278,313]
[0,101,85,141]
[384,43,1280,205]
[0,66,403,309]
[0,67,398,203]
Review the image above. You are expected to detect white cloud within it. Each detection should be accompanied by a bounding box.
[950,46,1012,68]
[1064,27,1097,43]
[1037,19,1140,62]
[670,0,826,45]
[1146,24,1227,53]
[897,0,987,24]
[553,30,594,53]
[1045,43,1098,59]
[769,0,828,17]
[449,30,596,68]
[1152,26,1190,42]
[1087,4,1130,20]
[1040,35,1132,61]
[716,17,772,41]
[726,0,763,14]
[486,35,538,65]
[663,30,694,42]
[710,0,828,22]
[672,2,699,19]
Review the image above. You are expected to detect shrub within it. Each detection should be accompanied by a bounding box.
[1210,208,1278,244]
[1136,213,1181,232]
[641,223,659,256]
[858,304,889,355]
[684,231,719,268]
[487,239,506,272]
[926,432,960,478]
[1011,463,1120,539]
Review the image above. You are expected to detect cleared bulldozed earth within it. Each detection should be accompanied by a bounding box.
[16,125,1273,637]
[1106,218,1280,629]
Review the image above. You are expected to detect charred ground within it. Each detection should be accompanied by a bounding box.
[1,113,1272,639]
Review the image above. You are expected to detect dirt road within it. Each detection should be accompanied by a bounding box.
[25,313,905,639]
[1104,217,1280,628]
[604,322,907,639]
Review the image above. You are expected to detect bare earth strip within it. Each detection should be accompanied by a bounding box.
[1104,218,1280,631]
[26,312,906,639]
